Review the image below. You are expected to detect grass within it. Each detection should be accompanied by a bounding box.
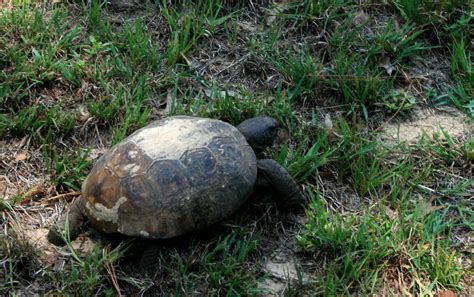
[297,158,467,294]
[152,227,260,295]
[43,147,93,191]
[160,0,233,65]
[258,7,432,118]
[0,0,472,295]
[1,103,76,142]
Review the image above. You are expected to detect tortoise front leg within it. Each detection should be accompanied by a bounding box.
[256,159,306,211]
[47,196,87,246]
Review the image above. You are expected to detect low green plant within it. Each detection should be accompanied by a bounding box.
[323,18,390,116]
[328,120,410,197]
[277,131,334,183]
[57,247,123,295]
[204,228,259,294]
[85,0,111,37]
[372,19,428,66]
[462,136,474,161]
[382,89,417,115]
[0,5,83,109]
[451,38,472,82]
[43,147,93,192]
[268,50,323,95]
[87,97,121,123]
[393,0,470,29]
[330,52,391,117]
[416,128,468,165]
[110,76,152,144]
[122,21,161,70]
[168,82,295,126]
[449,37,473,117]
[274,0,346,26]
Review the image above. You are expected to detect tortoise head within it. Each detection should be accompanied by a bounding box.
[237,116,280,152]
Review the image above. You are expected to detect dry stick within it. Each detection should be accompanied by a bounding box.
[46,191,81,202]
[95,123,104,148]
[432,169,469,181]
[103,247,123,297]
[416,184,451,198]
[213,53,251,76]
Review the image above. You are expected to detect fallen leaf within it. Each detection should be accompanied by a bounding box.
[265,15,276,26]
[438,290,456,297]
[181,53,193,67]
[164,88,174,115]
[15,153,27,161]
[353,10,369,27]
[76,105,90,123]
[380,55,395,75]
[323,113,333,130]
[236,21,257,33]
[384,206,397,219]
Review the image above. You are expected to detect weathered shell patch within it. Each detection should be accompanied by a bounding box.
[127,116,240,160]
[85,196,127,223]
[105,141,152,178]
[82,167,121,209]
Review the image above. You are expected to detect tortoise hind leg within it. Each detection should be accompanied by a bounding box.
[138,241,160,272]
[47,197,87,246]
[256,159,306,211]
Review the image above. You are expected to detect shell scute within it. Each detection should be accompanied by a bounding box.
[179,147,219,186]
[145,160,191,201]
[104,141,152,178]
[119,175,156,213]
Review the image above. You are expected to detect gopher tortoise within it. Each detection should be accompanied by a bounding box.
[47,116,305,247]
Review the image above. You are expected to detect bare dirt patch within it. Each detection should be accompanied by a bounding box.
[381,106,471,143]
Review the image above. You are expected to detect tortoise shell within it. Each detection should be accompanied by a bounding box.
[82,116,257,238]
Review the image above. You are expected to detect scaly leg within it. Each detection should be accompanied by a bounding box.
[256,159,306,211]
[47,197,87,246]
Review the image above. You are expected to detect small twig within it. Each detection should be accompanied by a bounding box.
[95,123,104,148]
[103,247,123,297]
[416,184,450,198]
[213,53,251,76]
[46,191,81,202]
[432,169,469,181]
